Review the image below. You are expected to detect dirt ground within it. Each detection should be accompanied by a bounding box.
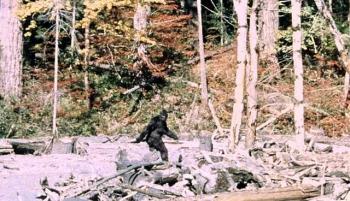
[0,136,117,201]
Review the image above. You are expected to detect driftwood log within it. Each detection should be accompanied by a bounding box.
[215,186,320,201]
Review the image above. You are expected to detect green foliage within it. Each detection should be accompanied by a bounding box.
[0,100,47,138]
[202,0,236,45]
[277,2,340,65]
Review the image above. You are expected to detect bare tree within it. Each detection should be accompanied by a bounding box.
[230,0,248,149]
[343,0,350,103]
[246,0,259,148]
[69,0,76,70]
[292,0,305,149]
[84,25,90,109]
[52,0,62,138]
[0,0,23,100]
[197,0,208,106]
[258,0,279,78]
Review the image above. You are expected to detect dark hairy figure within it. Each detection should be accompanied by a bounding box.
[134,110,178,161]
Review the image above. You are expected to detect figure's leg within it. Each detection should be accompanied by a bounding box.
[156,141,169,161]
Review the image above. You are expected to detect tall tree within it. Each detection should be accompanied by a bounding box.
[258,0,279,78]
[246,0,259,148]
[52,0,62,138]
[292,0,305,150]
[69,0,76,70]
[0,0,23,100]
[230,0,248,149]
[197,0,208,106]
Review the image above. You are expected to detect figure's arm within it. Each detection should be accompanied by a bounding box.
[135,118,156,142]
[165,130,178,140]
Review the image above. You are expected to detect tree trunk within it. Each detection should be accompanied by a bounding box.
[258,0,279,79]
[343,1,350,106]
[230,0,248,149]
[197,0,208,106]
[246,0,259,148]
[0,0,23,100]
[292,0,305,150]
[84,25,90,110]
[52,1,61,138]
[69,0,76,70]
[328,0,332,12]
[219,0,225,46]
[133,4,155,72]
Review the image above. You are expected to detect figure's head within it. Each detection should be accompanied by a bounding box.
[159,109,168,121]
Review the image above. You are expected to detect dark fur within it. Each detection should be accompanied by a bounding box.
[135,110,178,161]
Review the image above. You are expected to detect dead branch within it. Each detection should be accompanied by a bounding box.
[119,184,169,199]
[208,99,225,136]
[257,104,293,131]
[187,45,233,65]
[68,161,164,198]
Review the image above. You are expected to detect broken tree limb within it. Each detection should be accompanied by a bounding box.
[216,185,320,201]
[187,45,233,65]
[208,99,225,136]
[119,184,169,199]
[256,104,293,131]
[68,161,164,198]
[123,85,141,95]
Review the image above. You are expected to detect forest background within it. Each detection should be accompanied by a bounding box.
[0,0,349,144]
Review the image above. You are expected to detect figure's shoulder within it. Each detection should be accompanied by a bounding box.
[151,116,160,121]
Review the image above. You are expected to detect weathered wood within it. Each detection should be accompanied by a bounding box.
[215,186,320,201]
[119,183,169,199]
[0,148,14,155]
[0,140,12,149]
[69,161,164,198]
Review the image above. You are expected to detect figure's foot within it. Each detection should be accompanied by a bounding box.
[154,161,170,170]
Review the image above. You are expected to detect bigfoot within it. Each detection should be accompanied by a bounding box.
[134,110,178,161]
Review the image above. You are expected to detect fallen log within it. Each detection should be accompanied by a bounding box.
[215,186,320,201]
[0,149,14,155]
[7,139,46,154]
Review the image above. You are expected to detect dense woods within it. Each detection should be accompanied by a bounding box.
[0,0,349,144]
[0,0,350,200]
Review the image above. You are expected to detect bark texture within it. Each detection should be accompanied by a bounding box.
[197,0,208,106]
[230,0,248,149]
[292,0,305,149]
[258,0,279,77]
[52,2,60,137]
[246,0,259,148]
[0,0,23,99]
